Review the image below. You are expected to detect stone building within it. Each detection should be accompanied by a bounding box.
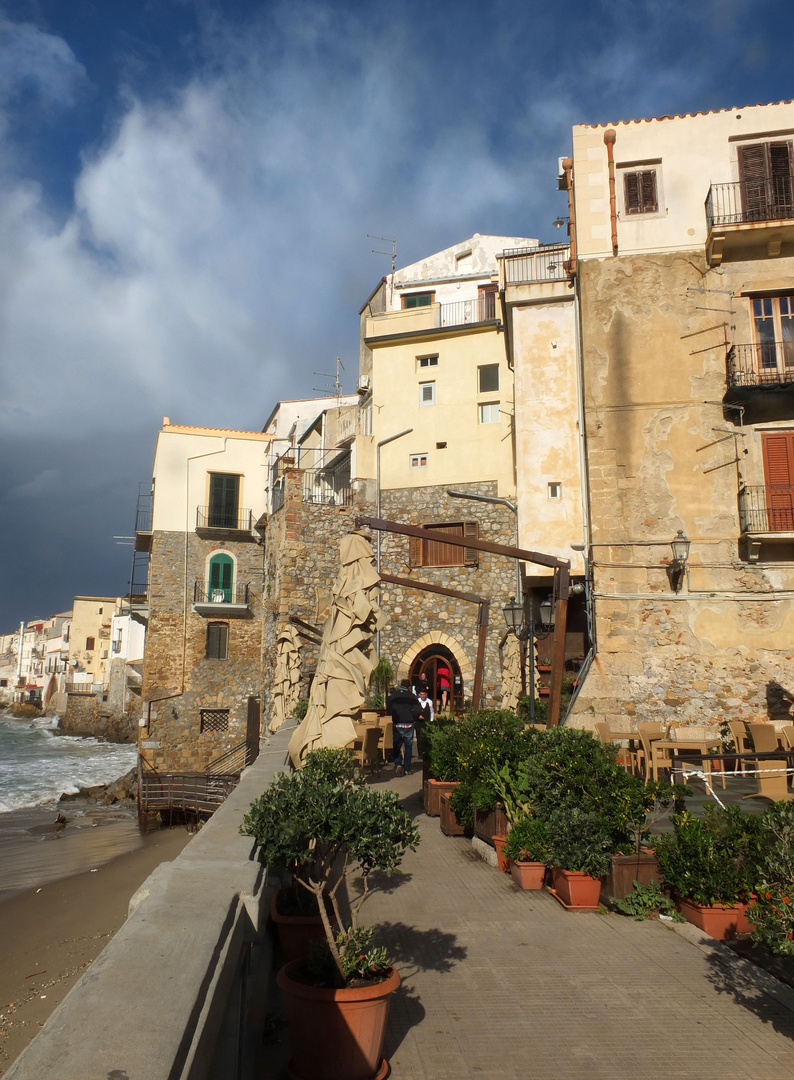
[565,99,794,728]
[136,420,271,786]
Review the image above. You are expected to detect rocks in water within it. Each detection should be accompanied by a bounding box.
[59,767,138,806]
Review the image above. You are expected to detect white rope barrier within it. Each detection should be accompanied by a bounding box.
[676,765,794,810]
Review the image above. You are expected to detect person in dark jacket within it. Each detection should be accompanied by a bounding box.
[387,679,421,776]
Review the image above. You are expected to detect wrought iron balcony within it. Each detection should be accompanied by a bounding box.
[193,581,250,605]
[739,484,794,535]
[500,244,570,286]
[707,177,794,228]
[727,342,794,388]
[196,506,253,533]
[439,295,499,327]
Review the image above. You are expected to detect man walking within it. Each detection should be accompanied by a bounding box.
[387,679,421,776]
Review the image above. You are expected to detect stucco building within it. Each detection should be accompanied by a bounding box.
[566,99,794,728]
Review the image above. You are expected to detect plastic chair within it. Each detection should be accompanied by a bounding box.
[781,725,794,750]
[377,719,393,765]
[744,723,794,802]
[727,720,752,775]
[678,725,725,790]
[353,726,382,776]
[635,722,666,781]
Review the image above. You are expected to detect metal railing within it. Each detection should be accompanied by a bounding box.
[439,295,498,327]
[739,484,794,533]
[500,244,570,285]
[139,771,240,816]
[65,680,95,693]
[727,342,794,387]
[135,485,153,532]
[706,176,794,228]
[193,580,250,605]
[302,467,353,507]
[196,506,253,531]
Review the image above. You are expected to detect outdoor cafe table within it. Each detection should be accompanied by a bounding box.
[668,747,794,785]
[652,737,722,784]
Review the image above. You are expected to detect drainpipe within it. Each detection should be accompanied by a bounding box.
[604,129,618,257]
[562,158,576,280]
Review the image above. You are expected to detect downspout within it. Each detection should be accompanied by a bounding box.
[604,129,618,257]
[562,158,576,280]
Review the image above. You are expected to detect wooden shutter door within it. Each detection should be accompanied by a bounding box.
[640,171,658,213]
[426,524,464,567]
[408,535,423,568]
[463,520,479,565]
[624,172,641,214]
[762,432,794,531]
[739,144,769,219]
[769,142,793,215]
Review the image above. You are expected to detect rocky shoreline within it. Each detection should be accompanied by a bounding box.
[58,767,138,807]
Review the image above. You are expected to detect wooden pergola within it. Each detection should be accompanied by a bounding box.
[355,515,571,726]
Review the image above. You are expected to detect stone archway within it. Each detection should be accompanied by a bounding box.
[397,632,473,691]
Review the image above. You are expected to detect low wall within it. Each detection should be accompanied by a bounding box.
[5,724,294,1080]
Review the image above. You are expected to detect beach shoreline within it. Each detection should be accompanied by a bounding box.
[0,824,192,1075]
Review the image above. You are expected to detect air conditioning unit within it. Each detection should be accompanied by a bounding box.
[356,375,370,393]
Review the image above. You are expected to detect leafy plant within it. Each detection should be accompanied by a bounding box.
[291,698,309,720]
[505,815,549,864]
[543,803,613,878]
[370,692,385,710]
[442,709,528,828]
[483,761,533,825]
[372,656,394,696]
[750,801,794,956]
[653,806,765,907]
[516,696,548,726]
[611,880,680,920]
[241,747,420,987]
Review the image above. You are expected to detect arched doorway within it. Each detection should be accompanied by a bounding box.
[409,645,463,715]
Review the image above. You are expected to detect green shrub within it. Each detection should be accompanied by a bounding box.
[653,806,765,907]
[505,816,549,863]
[750,801,794,956]
[442,709,528,829]
[291,698,309,720]
[544,803,613,878]
[611,880,680,921]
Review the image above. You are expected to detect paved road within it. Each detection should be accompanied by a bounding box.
[363,767,794,1080]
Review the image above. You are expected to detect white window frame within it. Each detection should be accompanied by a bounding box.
[417,355,438,370]
[478,402,500,425]
[547,482,562,501]
[410,453,429,469]
[617,159,664,219]
[420,382,435,406]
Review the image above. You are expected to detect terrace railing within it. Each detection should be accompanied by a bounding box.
[196,506,253,531]
[727,342,794,387]
[193,580,250,605]
[706,176,794,228]
[439,295,498,327]
[739,484,794,533]
[500,244,570,285]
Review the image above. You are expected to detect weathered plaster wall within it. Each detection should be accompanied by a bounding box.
[571,251,794,729]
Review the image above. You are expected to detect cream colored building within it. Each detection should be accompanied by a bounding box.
[69,598,118,689]
[567,99,794,728]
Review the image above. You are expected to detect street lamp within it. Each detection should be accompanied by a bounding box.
[502,592,554,724]
[670,529,691,592]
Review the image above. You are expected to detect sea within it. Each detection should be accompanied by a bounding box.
[0,713,142,902]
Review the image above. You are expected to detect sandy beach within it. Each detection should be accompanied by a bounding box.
[0,822,192,1075]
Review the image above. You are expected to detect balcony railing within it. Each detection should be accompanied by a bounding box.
[193,581,250,605]
[196,506,253,531]
[439,296,498,327]
[727,342,794,388]
[302,466,352,507]
[500,244,570,285]
[739,484,794,533]
[706,176,794,228]
[135,485,153,532]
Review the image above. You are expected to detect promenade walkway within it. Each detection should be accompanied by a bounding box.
[349,767,794,1080]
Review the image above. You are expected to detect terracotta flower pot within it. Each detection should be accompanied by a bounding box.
[551,867,602,908]
[423,779,459,817]
[277,959,400,1080]
[678,898,755,940]
[492,834,510,873]
[510,860,546,890]
[270,888,333,963]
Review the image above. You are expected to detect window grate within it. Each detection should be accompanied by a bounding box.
[200,709,230,732]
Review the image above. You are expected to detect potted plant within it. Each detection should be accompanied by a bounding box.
[749,801,794,955]
[422,716,462,816]
[505,815,549,890]
[653,806,764,940]
[544,804,612,909]
[241,747,420,1080]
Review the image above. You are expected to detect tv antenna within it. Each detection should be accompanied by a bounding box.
[313,357,345,409]
[368,235,397,306]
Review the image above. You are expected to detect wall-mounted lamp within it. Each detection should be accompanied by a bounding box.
[669,529,691,592]
[503,596,524,638]
[552,216,569,230]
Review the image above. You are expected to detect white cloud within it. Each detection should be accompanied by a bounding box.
[0,19,86,107]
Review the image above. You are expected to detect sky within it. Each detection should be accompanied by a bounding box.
[0,0,790,629]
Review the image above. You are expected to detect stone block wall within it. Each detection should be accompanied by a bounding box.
[140,531,265,772]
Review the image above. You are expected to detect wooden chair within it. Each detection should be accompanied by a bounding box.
[352,725,382,776]
[377,719,393,766]
[744,723,794,802]
[595,722,635,774]
[635,722,667,782]
[678,725,725,790]
[781,725,794,750]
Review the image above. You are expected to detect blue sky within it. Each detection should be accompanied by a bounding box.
[0,0,790,627]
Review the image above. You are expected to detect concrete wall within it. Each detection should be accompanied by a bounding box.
[4,725,292,1080]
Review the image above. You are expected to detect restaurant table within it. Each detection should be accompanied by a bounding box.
[652,738,723,785]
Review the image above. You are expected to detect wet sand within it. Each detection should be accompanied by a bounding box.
[0,822,192,1075]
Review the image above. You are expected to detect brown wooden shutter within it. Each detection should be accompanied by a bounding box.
[762,432,794,531]
[463,520,479,565]
[640,170,657,212]
[739,144,770,219]
[624,172,641,213]
[770,142,793,213]
[425,524,463,567]
[408,535,423,568]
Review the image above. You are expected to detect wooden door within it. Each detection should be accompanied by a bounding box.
[762,432,794,531]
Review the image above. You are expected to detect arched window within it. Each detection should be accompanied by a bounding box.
[207,553,234,602]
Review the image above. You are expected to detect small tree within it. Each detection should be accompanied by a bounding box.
[372,656,394,699]
[241,748,419,986]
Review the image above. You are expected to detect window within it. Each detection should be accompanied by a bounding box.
[762,432,794,531]
[410,453,428,469]
[402,291,435,309]
[200,708,229,732]
[478,364,499,393]
[208,473,240,528]
[548,482,562,500]
[623,169,658,215]
[417,356,438,369]
[408,521,479,568]
[751,295,794,374]
[420,382,435,406]
[479,402,500,424]
[478,285,498,320]
[86,636,95,651]
[206,622,229,660]
[739,142,793,219]
[436,441,447,449]
[208,552,234,602]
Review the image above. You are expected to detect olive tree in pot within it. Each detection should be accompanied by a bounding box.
[240,747,420,1080]
[544,804,612,909]
[505,815,549,890]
